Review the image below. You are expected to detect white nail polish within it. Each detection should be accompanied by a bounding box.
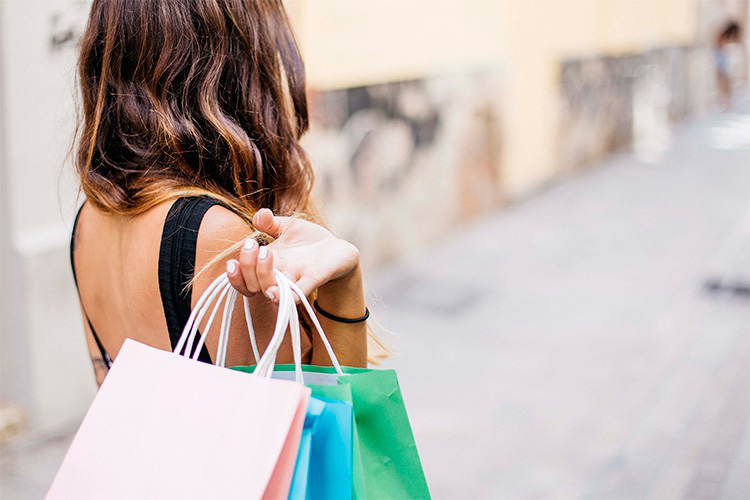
[258,246,268,259]
[266,290,276,300]
[226,261,236,274]
[243,238,256,251]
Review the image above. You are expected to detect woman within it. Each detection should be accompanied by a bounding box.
[715,21,742,108]
[70,0,370,386]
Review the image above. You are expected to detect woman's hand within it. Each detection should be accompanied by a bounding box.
[226,208,368,367]
[225,208,361,303]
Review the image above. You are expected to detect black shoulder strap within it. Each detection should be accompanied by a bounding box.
[159,196,223,363]
[70,203,113,368]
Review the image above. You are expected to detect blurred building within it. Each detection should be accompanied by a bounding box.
[0,0,748,436]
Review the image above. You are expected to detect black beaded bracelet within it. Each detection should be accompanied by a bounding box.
[313,299,370,323]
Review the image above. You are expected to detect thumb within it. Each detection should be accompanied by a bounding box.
[253,208,286,237]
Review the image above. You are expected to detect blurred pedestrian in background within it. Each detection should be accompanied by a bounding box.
[715,21,744,108]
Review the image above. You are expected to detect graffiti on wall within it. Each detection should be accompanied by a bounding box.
[304,72,504,266]
[559,46,708,169]
[49,1,90,52]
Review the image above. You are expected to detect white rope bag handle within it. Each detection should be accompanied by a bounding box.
[173,269,345,383]
[252,270,345,382]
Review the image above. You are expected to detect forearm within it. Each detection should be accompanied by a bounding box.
[311,265,368,367]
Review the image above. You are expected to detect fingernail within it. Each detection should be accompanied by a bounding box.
[266,290,276,300]
[258,246,268,259]
[226,261,236,274]
[243,238,256,251]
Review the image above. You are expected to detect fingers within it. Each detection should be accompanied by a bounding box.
[227,246,317,305]
[253,208,285,238]
[226,259,250,295]
[225,236,282,304]
[233,238,261,294]
[255,245,278,302]
[227,239,280,303]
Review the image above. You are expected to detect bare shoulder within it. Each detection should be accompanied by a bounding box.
[197,205,254,254]
[193,205,253,291]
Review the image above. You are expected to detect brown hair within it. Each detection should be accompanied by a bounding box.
[75,0,389,362]
[75,0,313,220]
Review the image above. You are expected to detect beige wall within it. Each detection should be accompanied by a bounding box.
[290,0,698,198]
[290,0,505,90]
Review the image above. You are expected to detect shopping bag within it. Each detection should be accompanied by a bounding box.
[48,273,310,500]
[307,396,353,499]
[336,369,429,499]
[309,384,366,500]
[239,364,430,499]
[232,272,430,500]
[289,398,326,500]
[48,340,310,499]
[288,396,353,500]
[232,367,366,498]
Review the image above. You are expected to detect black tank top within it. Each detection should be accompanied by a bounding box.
[70,196,221,368]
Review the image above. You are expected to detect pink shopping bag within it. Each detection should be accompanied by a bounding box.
[47,338,310,500]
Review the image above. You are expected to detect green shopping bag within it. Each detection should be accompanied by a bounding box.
[233,364,430,499]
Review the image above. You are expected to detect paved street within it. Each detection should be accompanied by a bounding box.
[1,103,749,499]
[372,102,750,498]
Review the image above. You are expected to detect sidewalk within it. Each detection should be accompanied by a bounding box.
[1,103,748,499]
[372,101,750,498]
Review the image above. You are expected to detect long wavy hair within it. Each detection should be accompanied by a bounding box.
[76,0,313,221]
[74,0,389,362]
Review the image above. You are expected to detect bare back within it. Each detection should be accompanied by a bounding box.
[72,198,310,384]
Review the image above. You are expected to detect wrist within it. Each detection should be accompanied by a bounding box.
[317,265,366,318]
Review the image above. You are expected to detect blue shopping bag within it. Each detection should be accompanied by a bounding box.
[309,396,353,499]
[288,396,353,500]
[289,397,325,499]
